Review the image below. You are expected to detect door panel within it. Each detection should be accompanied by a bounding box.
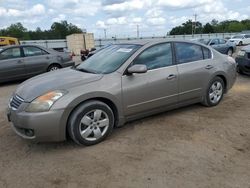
[122,66,178,116]
[174,42,213,102]
[177,60,213,101]
[0,47,26,82]
[23,46,50,75]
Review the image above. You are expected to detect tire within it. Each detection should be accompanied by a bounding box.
[67,100,115,146]
[237,66,244,75]
[48,64,61,72]
[202,77,225,107]
[81,55,86,61]
[227,48,233,56]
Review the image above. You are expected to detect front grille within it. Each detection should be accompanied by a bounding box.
[10,95,24,110]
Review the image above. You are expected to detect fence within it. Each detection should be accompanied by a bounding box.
[20,33,238,50]
[95,33,237,48]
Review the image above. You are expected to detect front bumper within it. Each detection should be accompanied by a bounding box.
[7,104,67,142]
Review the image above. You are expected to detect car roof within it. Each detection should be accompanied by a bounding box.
[0,44,45,49]
[119,38,208,46]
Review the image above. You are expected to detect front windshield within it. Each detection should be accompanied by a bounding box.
[232,35,244,39]
[76,44,141,74]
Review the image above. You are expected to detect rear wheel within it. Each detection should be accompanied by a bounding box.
[68,100,114,146]
[202,77,225,107]
[48,64,61,72]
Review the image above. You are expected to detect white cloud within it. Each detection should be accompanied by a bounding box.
[52,14,66,22]
[107,17,127,25]
[157,0,213,9]
[103,0,144,11]
[29,4,45,16]
[96,20,108,29]
[0,4,45,17]
[147,17,166,25]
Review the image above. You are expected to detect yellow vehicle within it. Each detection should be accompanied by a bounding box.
[0,37,19,46]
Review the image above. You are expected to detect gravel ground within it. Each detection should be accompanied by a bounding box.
[0,56,250,188]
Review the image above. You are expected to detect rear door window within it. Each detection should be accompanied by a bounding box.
[0,47,21,60]
[174,42,203,64]
[23,46,48,57]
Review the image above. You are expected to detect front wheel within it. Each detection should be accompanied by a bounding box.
[68,101,114,146]
[202,77,225,107]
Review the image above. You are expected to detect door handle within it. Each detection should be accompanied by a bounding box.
[46,56,50,59]
[17,60,23,64]
[205,65,214,70]
[167,74,177,80]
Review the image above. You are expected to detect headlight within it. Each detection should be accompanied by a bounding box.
[26,90,67,112]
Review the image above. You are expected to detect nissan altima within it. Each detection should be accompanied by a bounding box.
[7,39,237,146]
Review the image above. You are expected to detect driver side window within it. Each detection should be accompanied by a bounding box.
[133,43,173,70]
[0,47,21,60]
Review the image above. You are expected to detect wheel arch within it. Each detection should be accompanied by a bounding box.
[64,95,123,140]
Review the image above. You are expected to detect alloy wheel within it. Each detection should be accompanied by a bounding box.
[79,109,109,141]
[209,81,223,104]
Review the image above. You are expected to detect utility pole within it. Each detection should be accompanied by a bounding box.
[136,24,139,38]
[104,29,107,39]
[192,14,197,37]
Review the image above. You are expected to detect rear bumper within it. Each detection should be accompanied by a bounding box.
[62,61,75,68]
[7,105,66,142]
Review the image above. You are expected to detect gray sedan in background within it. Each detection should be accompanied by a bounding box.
[0,45,75,83]
[195,38,236,56]
[7,39,236,146]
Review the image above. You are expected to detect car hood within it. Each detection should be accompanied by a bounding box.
[15,68,103,102]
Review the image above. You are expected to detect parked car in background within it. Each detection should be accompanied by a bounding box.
[0,36,19,47]
[235,45,250,75]
[194,38,236,56]
[7,39,236,146]
[0,45,75,83]
[229,34,250,46]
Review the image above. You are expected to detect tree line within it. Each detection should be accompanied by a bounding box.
[0,21,83,40]
[169,19,250,35]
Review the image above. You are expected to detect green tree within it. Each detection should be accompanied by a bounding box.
[5,23,28,39]
[50,20,82,39]
[203,23,214,33]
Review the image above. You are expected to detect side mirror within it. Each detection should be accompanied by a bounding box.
[210,42,215,46]
[127,64,147,74]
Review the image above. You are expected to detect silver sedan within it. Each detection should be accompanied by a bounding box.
[0,44,75,83]
[7,39,237,146]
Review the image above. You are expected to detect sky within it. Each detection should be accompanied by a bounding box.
[0,0,249,38]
